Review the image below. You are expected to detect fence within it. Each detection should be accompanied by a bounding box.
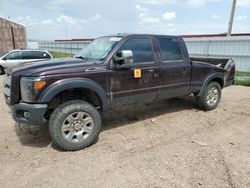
[38,36,250,72]
[38,41,91,55]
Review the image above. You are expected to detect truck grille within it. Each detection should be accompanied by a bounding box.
[3,73,11,105]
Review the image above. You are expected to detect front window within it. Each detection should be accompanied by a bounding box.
[75,36,121,61]
[5,51,22,60]
[119,37,154,64]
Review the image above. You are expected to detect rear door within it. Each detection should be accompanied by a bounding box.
[21,51,51,62]
[107,36,160,107]
[156,37,191,99]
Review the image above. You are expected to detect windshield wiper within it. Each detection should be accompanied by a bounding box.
[75,56,89,61]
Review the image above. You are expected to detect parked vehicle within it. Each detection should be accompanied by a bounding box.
[0,49,53,75]
[3,34,235,151]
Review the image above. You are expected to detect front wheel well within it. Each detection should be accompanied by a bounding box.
[0,65,5,75]
[44,88,103,120]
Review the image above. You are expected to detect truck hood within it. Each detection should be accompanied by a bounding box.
[9,58,104,76]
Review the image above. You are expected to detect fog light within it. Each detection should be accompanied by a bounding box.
[24,111,30,120]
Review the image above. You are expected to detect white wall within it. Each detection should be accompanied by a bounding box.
[184,36,250,72]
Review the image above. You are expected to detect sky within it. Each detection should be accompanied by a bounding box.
[0,0,250,40]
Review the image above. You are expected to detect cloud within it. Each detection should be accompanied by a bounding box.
[13,16,39,26]
[135,4,148,12]
[235,16,247,21]
[212,14,222,19]
[90,14,102,21]
[237,0,250,7]
[139,13,160,24]
[135,4,160,24]
[41,19,54,25]
[57,14,78,25]
[141,0,222,7]
[162,12,176,20]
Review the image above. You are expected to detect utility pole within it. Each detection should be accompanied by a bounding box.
[227,0,237,36]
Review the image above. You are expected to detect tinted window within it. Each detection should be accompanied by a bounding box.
[120,37,154,64]
[22,51,51,59]
[158,37,182,62]
[5,52,22,60]
[41,52,51,59]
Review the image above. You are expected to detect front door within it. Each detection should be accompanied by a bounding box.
[107,36,160,107]
[3,51,23,69]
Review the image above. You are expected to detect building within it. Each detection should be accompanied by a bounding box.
[183,33,250,72]
[39,33,250,72]
[0,16,26,53]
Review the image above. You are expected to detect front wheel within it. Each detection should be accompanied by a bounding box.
[49,100,102,151]
[195,82,222,111]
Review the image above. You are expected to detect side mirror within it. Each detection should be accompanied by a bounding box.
[114,50,134,69]
[2,57,7,61]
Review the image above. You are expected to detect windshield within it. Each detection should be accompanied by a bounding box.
[75,36,121,60]
[0,52,8,58]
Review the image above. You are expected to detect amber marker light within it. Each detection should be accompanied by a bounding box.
[34,81,46,90]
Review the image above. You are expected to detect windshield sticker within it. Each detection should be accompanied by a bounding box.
[109,37,122,42]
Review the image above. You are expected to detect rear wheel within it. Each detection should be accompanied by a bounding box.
[49,100,102,151]
[0,66,5,75]
[195,82,221,111]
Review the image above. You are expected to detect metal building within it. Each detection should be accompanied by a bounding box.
[38,33,250,72]
[0,16,26,53]
[39,39,93,55]
[183,33,250,72]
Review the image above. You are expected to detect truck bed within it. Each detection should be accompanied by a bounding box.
[191,56,235,87]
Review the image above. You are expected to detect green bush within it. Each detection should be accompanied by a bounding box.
[235,71,250,87]
[49,51,73,58]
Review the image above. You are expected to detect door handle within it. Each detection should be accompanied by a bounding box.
[182,67,187,74]
[149,69,159,78]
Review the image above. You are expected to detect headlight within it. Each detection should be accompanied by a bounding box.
[20,76,46,102]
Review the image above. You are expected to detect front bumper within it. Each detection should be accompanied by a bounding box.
[11,103,48,125]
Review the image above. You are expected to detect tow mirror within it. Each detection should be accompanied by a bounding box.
[114,50,134,69]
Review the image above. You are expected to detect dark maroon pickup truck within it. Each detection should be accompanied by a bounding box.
[3,34,235,151]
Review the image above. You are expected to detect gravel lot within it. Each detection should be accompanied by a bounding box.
[0,75,250,188]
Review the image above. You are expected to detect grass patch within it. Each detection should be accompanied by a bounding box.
[234,79,250,86]
[235,71,250,77]
[49,51,73,58]
[235,71,250,87]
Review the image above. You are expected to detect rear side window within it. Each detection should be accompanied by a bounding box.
[5,52,22,60]
[40,52,51,59]
[22,51,51,59]
[158,37,183,62]
[120,37,154,64]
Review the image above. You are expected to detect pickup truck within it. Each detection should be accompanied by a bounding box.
[3,34,235,151]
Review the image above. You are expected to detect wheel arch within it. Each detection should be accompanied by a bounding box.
[0,65,5,75]
[38,78,108,110]
[197,73,224,97]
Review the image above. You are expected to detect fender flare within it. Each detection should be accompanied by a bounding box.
[38,78,108,109]
[197,73,225,96]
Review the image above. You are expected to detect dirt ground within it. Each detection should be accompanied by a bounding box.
[0,75,250,188]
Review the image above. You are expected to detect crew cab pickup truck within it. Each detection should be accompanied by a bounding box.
[3,34,235,151]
